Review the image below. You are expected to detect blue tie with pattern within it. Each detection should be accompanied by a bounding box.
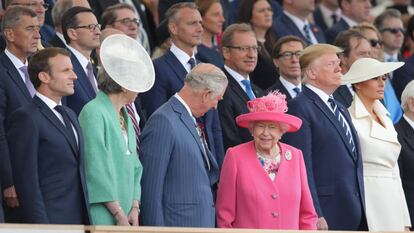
[241,79,255,100]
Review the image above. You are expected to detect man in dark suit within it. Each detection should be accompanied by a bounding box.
[326,0,371,44]
[273,0,325,45]
[61,6,100,115]
[396,80,414,230]
[333,29,371,107]
[140,2,224,166]
[267,35,305,100]
[0,6,40,222]
[49,0,91,48]
[7,47,90,224]
[218,23,264,151]
[140,63,226,227]
[313,0,341,33]
[283,44,367,231]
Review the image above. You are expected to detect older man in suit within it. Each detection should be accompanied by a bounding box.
[7,47,90,224]
[61,6,100,115]
[267,35,305,99]
[140,2,224,166]
[283,44,367,231]
[140,63,227,227]
[218,23,264,151]
[273,0,325,45]
[397,80,414,230]
[0,6,40,222]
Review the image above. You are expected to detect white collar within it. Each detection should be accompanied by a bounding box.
[284,10,310,32]
[174,93,194,123]
[306,83,332,110]
[319,4,341,27]
[67,45,90,71]
[403,114,414,129]
[341,15,358,27]
[224,65,252,92]
[170,43,196,72]
[279,76,301,97]
[36,92,62,108]
[5,49,27,69]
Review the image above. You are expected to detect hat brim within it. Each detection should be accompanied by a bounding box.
[236,112,302,132]
[341,59,404,85]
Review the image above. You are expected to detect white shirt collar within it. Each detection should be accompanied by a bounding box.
[306,83,333,110]
[319,4,341,28]
[67,45,90,73]
[279,76,301,98]
[174,93,195,123]
[170,43,196,73]
[36,92,62,109]
[341,15,358,27]
[5,49,28,83]
[403,114,414,129]
[384,53,398,62]
[224,65,252,93]
[284,10,318,44]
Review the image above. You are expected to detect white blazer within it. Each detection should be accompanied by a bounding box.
[349,95,411,231]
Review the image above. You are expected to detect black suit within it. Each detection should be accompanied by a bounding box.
[396,117,414,229]
[393,54,414,101]
[48,34,66,49]
[218,69,264,151]
[266,78,296,100]
[0,52,33,222]
[313,6,329,33]
[326,18,350,44]
[333,85,353,108]
[7,96,90,224]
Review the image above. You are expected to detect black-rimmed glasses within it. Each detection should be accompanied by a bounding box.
[278,51,302,60]
[72,23,101,32]
[114,18,140,27]
[225,45,261,53]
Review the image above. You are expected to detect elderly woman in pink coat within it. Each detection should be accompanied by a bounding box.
[216,92,317,229]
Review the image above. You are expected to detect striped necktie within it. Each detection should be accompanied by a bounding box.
[126,103,141,154]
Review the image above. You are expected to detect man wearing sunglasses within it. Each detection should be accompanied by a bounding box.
[61,6,101,115]
[374,9,404,123]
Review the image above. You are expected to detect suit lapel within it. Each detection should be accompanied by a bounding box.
[304,87,356,160]
[281,14,308,43]
[164,50,188,84]
[34,96,79,157]
[0,54,32,101]
[70,52,96,99]
[224,69,250,102]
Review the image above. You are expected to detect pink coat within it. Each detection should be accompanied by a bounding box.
[216,141,317,229]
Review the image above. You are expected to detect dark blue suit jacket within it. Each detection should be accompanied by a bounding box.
[326,18,350,44]
[140,49,225,166]
[313,6,329,33]
[48,34,67,49]
[282,86,365,230]
[272,13,326,45]
[63,51,96,115]
[266,78,294,100]
[0,52,33,220]
[7,96,90,224]
[393,54,414,101]
[140,96,219,227]
[333,85,353,108]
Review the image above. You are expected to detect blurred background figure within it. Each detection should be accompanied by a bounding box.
[313,0,341,33]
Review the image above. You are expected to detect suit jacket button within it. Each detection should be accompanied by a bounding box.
[271,194,277,199]
[272,212,279,218]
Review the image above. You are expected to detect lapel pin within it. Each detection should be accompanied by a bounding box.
[285,150,292,161]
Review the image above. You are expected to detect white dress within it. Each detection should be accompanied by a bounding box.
[349,95,411,231]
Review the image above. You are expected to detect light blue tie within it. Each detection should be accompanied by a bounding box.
[241,79,255,100]
[384,79,403,123]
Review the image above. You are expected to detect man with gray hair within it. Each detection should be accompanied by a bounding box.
[396,80,414,229]
[140,63,227,227]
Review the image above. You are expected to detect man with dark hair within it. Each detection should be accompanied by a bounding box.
[326,0,371,44]
[61,6,100,115]
[333,29,371,107]
[100,3,140,41]
[7,47,90,224]
[267,35,306,100]
[0,6,40,222]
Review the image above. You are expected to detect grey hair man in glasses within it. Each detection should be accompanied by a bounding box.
[267,35,306,100]
[61,6,101,115]
[218,23,264,151]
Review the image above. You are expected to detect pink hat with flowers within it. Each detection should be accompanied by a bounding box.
[236,92,302,132]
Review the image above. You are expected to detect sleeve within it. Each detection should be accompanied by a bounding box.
[139,114,174,226]
[297,149,318,230]
[7,110,48,223]
[282,102,323,217]
[133,157,143,202]
[216,148,237,228]
[217,94,242,149]
[0,78,13,190]
[79,107,117,204]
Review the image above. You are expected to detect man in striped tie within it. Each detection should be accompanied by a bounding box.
[283,44,367,231]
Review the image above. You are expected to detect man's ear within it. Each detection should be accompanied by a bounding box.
[67,28,78,42]
[273,58,280,69]
[305,68,317,80]
[38,71,50,84]
[3,28,14,42]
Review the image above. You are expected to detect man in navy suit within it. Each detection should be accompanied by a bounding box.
[326,0,371,44]
[218,23,264,151]
[267,35,305,99]
[313,0,341,33]
[333,29,371,107]
[0,6,40,222]
[7,47,90,224]
[140,63,227,227]
[61,6,100,115]
[140,2,224,165]
[273,0,325,45]
[283,44,367,230]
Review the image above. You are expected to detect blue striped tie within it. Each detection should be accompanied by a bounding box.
[328,97,356,159]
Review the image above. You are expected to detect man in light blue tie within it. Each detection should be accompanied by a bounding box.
[218,23,264,151]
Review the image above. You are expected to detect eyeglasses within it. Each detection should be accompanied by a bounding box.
[72,23,101,32]
[368,39,382,47]
[10,2,49,10]
[278,51,302,60]
[226,45,261,53]
[380,27,405,34]
[113,18,140,27]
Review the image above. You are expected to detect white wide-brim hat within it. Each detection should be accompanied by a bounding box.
[100,34,155,92]
[341,57,404,85]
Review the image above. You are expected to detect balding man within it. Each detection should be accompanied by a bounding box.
[140,63,227,227]
[283,44,367,231]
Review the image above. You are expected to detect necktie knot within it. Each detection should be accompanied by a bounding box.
[293,87,301,96]
[303,24,312,44]
[188,58,196,69]
[241,79,255,100]
[331,14,338,25]
[328,96,337,110]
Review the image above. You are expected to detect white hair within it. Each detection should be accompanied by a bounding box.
[401,80,414,111]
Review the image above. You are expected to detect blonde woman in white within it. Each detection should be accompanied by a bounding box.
[342,58,411,231]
